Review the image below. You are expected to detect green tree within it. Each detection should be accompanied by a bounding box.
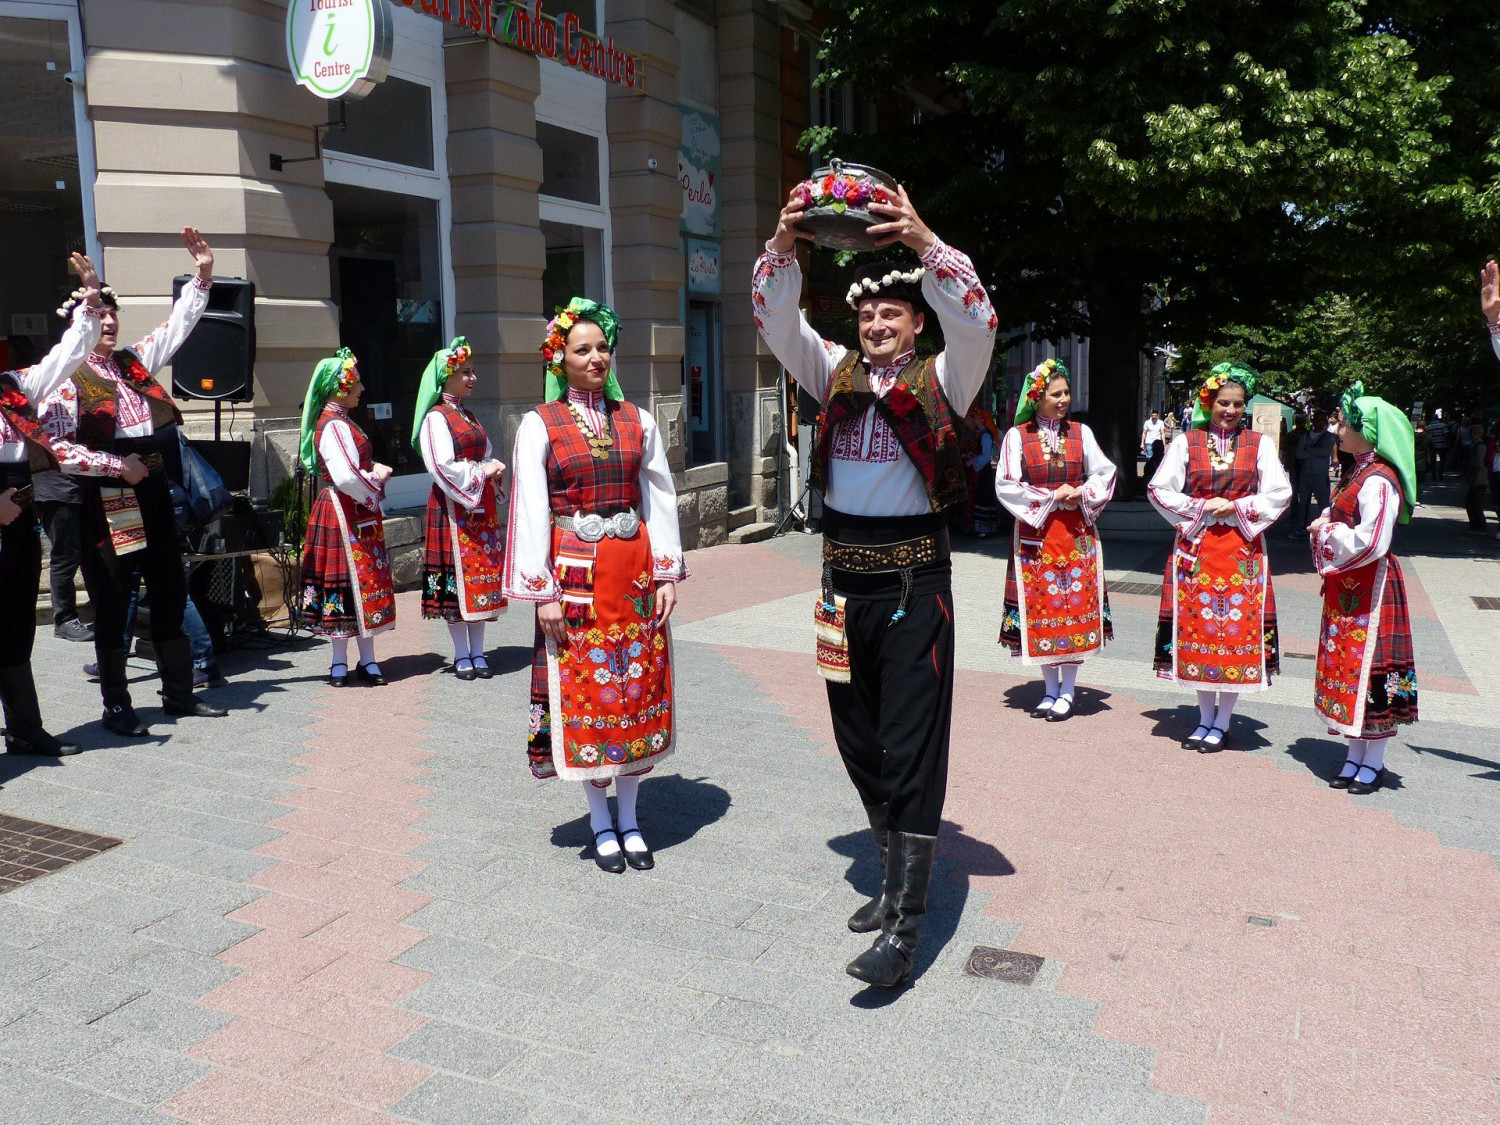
[810,0,1493,484]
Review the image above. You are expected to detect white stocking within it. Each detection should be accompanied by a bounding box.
[584,781,618,855]
[1361,738,1389,774]
[1196,690,1217,729]
[330,636,350,671]
[355,636,379,675]
[467,622,487,666]
[1041,665,1060,700]
[615,773,648,854]
[1213,694,1237,730]
[1338,738,1365,780]
[447,622,471,664]
[1058,663,1079,702]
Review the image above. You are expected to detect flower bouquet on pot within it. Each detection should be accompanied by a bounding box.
[794,158,900,251]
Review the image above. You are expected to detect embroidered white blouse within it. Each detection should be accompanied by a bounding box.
[1313,455,1400,576]
[0,304,102,468]
[994,419,1117,529]
[502,388,690,603]
[418,395,501,511]
[318,403,383,510]
[751,238,997,518]
[1148,428,1292,542]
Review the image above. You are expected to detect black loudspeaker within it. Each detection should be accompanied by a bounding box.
[170,275,256,402]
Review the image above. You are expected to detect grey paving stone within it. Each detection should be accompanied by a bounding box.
[35,918,157,973]
[18,962,145,1024]
[62,1039,212,1106]
[588,974,719,1031]
[387,1019,521,1080]
[67,887,182,933]
[87,991,233,1052]
[0,1064,182,1125]
[121,834,278,880]
[133,909,258,956]
[1055,1075,1209,1125]
[392,1073,535,1124]
[0,947,66,988]
[0,1011,115,1072]
[113,944,242,1001]
[677,958,807,1008]
[489,955,613,1006]
[396,934,519,981]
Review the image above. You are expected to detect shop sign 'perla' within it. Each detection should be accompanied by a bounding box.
[286,0,393,101]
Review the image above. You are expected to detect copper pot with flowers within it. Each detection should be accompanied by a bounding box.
[794,158,900,251]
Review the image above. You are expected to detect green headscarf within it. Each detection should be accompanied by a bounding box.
[1014,358,1069,426]
[410,336,472,452]
[1340,382,1418,524]
[1191,362,1260,429]
[541,297,624,403]
[299,347,358,474]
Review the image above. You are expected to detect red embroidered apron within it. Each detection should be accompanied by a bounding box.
[1314,461,1418,736]
[999,423,1111,664]
[421,404,506,622]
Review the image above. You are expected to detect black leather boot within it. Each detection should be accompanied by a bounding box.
[846,831,937,988]
[0,664,81,756]
[96,648,148,737]
[847,804,892,933]
[157,637,227,718]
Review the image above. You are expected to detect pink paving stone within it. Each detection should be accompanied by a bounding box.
[300,953,432,1005]
[247,860,357,905]
[215,929,345,980]
[321,849,426,885]
[265,807,379,843]
[292,770,437,802]
[333,822,433,855]
[280,1042,429,1109]
[186,1019,328,1078]
[670,541,822,624]
[308,915,427,961]
[159,1067,394,1125]
[253,832,351,867]
[290,993,428,1052]
[200,974,333,1025]
[226,894,347,938]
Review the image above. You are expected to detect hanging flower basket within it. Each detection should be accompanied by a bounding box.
[794,158,900,251]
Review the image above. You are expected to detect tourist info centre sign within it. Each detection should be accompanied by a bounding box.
[286,0,394,101]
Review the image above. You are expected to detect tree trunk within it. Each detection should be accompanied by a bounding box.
[1083,268,1149,497]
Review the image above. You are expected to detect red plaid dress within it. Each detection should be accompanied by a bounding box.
[299,405,395,638]
[999,423,1113,662]
[1153,429,1280,688]
[421,403,506,622]
[523,400,675,783]
[1314,460,1417,736]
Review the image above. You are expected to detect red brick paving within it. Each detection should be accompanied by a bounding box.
[723,643,1500,1124]
[161,596,438,1123]
[673,541,822,624]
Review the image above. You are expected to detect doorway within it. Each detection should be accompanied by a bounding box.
[685,300,721,464]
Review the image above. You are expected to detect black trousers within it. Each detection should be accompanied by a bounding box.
[825,561,955,836]
[0,464,41,670]
[36,498,84,624]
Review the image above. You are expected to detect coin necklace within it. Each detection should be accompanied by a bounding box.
[1038,419,1066,462]
[568,401,613,460]
[1207,428,1236,472]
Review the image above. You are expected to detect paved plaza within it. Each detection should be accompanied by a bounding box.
[1,480,1498,1125]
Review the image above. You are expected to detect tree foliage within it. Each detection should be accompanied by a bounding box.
[810,0,1500,477]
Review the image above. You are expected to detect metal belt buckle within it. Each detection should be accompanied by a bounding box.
[573,513,607,542]
[611,510,641,539]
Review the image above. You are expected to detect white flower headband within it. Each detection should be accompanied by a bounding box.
[57,285,117,320]
[845,267,925,309]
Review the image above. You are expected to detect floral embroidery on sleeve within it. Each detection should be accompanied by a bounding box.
[920,239,998,331]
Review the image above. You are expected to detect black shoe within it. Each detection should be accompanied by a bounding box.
[328,662,349,687]
[194,665,227,689]
[83,662,100,682]
[620,828,654,870]
[471,658,493,680]
[593,828,627,873]
[101,704,148,737]
[163,698,228,718]
[355,662,386,686]
[1030,696,1057,718]
[1347,765,1386,795]
[1182,725,1208,750]
[1045,698,1074,722]
[846,831,936,988]
[1328,760,1359,789]
[5,730,83,756]
[846,933,914,988]
[453,659,477,682]
[848,803,891,934]
[53,618,94,643]
[1197,726,1229,753]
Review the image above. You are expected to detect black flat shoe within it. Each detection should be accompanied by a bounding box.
[593,828,627,873]
[163,699,228,718]
[101,705,149,737]
[1328,761,1359,789]
[471,660,493,680]
[5,732,83,757]
[1182,726,1208,750]
[355,663,387,687]
[1030,696,1057,718]
[453,659,477,682]
[620,828,654,870]
[1197,726,1229,753]
[329,662,349,688]
[1347,766,1386,795]
[846,933,914,988]
[1045,699,1073,723]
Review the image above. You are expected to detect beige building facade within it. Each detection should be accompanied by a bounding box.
[0,0,802,548]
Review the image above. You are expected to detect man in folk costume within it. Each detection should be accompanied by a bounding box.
[0,253,106,755]
[1309,384,1420,795]
[413,336,507,678]
[754,185,997,986]
[51,228,228,736]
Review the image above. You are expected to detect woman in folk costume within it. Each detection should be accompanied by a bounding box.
[1309,384,1419,795]
[503,298,689,874]
[952,400,1002,537]
[298,349,396,686]
[1148,363,1291,751]
[994,358,1117,722]
[413,336,507,680]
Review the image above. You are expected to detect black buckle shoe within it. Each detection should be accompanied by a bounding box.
[620,828,654,870]
[163,699,228,718]
[472,659,493,680]
[5,731,83,757]
[593,828,627,873]
[1347,765,1386,795]
[102,705,149,737]
[329,662,349,687]
[356,663,387,687]
[1030,696,1057,719]
[1328,760,1359,789]
[846,933,913,987]
[453,659,477,682]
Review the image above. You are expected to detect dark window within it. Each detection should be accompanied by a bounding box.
[324,77,434,171]
[538,123,600,205]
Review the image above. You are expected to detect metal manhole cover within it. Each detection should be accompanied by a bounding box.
[1473,596,1500,611]
[1111,581,1163,597]
[0,815,121,893]
[963,946,1044,984]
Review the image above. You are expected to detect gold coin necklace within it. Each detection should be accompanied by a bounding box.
[1208,429,1236,472]
[568,401,613,460]
[1039,420,1066,462]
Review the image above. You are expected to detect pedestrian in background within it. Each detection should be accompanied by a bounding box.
[1463,423,1489,533]
[1412,420,1430,503]
[1292,409,1335,535]
[1427,413,1451,479]
[1486,422,1500,539]
[1140,409,1166,482]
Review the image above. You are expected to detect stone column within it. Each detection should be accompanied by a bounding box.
[81,0,340,496]
[443,33,546,462]
[718,0,788,519]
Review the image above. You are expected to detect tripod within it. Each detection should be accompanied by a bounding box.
[775,415,821,536]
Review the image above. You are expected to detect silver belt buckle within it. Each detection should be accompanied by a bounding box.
[611,510,641,539]
[573,513,607,542]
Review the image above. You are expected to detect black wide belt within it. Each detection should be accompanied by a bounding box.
[821,508,950,625]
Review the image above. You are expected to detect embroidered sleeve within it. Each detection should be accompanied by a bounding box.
[1078,424,1118,526]
[640,408,690,583]
[19,304,102,404]
[923,239,998,415]
[993,427,1056,529]
[132,276,211,375]
[1316,476,1398,576]
[1232,434,1293,540]
[502,411,561,602]
[752,246,844,402]
[419,411,486,511]
[1148,434,1208,540]
[318,419,382,508]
